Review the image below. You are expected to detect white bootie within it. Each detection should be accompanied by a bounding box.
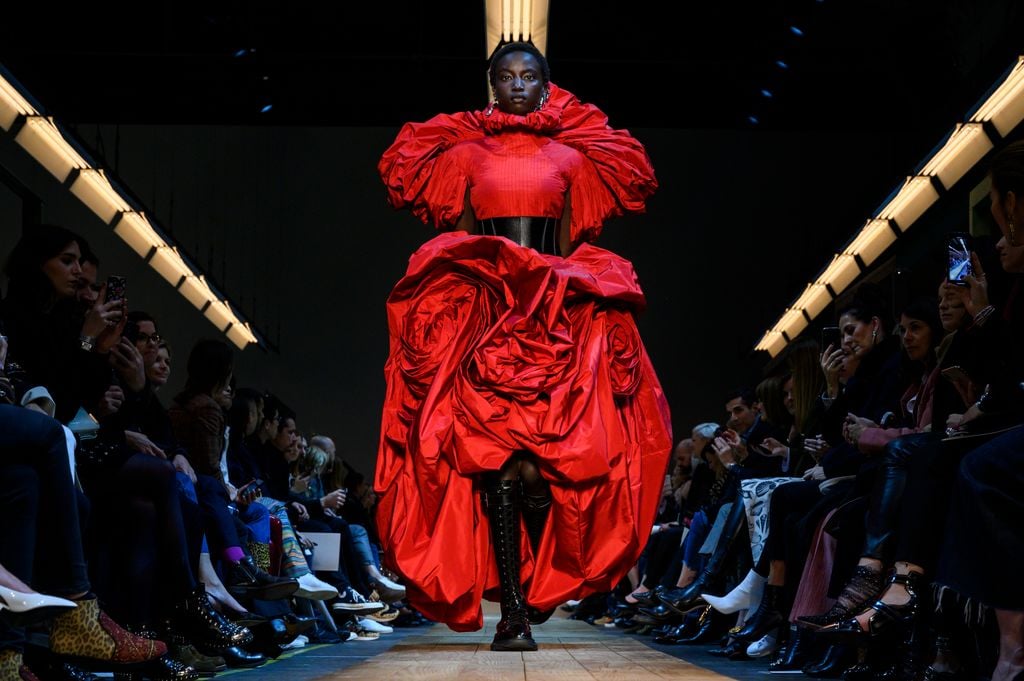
[702,569,766,614]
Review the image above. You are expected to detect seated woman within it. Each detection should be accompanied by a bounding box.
[0,329,167,678]
[1,226,249,677]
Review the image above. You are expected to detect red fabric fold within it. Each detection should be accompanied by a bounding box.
[374,233,672,631]
[377,84,658,245]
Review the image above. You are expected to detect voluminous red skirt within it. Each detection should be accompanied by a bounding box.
[374,232,672,631]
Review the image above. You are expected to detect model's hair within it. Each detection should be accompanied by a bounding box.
[837,281,889,327]
[3,224,87,311]
[990,139,1024,198]
[785,337,824,434]
[488,40,550,89]
[181,338,233,398]
[723,386,757,408]
[692,423,719,440]
[756,374,791,429]
[899,296,943,370]
[128,310,157,330]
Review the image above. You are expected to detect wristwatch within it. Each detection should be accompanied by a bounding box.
[79,334,96,352]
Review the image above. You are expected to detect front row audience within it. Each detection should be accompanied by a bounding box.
[0,225,413,679]
[564,141,1024,681]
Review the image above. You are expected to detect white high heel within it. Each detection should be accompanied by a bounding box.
[703,569,767,614]
[0,586,77,625]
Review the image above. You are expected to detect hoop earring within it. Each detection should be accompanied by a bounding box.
[485,101,496,117]
[533,87,550,112]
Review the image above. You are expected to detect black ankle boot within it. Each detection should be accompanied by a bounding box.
[171,585,253,650]
[734,583,785,642]
[521,487,555,625]
[803,643,855,678]
[487,480,537,652]
[770,625,812,671]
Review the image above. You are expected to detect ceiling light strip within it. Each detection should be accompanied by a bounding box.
[0,68,262,350]
[755,54,1024,358]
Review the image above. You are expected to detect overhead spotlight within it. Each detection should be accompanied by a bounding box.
[233,48,248,58]
[775,60,789,69]
[761,89,773,98]
[790,26,804,36]
[260,103,273,113]
[748,115,760,125]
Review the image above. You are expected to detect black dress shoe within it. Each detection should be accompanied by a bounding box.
[113,656,199,681]
[708,636,744,658]
[216,646,266,669]
[222,609,268,629]
[636,603,679,624]
[282,613,317,640]
[677,606,733,645]
[225,556,299,601]
[657,582,710,616]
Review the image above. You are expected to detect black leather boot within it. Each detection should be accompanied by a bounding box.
[658,494,746,615]
[225,555,299,601]
[734,583,785,642]
[171,585,253,650]
[521,486,555,625]
[803,643,855,678]
[769,624,812,671]
[487,479,537,652]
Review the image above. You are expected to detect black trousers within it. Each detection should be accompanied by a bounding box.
[0,406,92,653]
[85,453,202,627]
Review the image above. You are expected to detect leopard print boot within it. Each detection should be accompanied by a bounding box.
[0,649,42,680]
[49,597,167,666]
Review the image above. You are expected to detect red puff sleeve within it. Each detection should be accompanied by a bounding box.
[378,111,483,229]
[550,85,658,242]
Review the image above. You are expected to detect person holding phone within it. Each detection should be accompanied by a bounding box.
[375,41,672,648]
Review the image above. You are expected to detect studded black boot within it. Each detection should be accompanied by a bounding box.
[487,479,537,652]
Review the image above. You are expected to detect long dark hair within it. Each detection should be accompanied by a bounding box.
[3,224,87,314]
[178,338,233,401]
[898,296,943,376]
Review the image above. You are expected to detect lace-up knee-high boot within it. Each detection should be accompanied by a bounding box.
[487,479,537,652]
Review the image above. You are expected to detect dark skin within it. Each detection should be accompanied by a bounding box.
[455,50,573,257]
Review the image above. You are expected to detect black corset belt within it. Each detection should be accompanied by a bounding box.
[478,217,560,255]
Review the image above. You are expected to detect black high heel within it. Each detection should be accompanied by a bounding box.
[798,565,885,630]
[817,572,922,644]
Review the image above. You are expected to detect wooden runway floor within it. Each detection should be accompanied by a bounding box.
[307,608,734,681]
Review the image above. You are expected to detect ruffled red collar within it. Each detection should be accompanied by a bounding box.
[471,83,573,135]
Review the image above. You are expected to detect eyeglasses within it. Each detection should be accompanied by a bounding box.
[137,332,162,345]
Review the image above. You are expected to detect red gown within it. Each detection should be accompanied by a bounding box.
[375,83,672,631]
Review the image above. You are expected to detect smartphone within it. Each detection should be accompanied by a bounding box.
[948,233,973,285]
[820,326,842,351]
[104,275,127,303]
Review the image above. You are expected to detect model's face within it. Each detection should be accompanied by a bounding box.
[77,261,101,306]
[938,282,968,332]
[899,314,932,363]
[43,241,83,299]
[839,313,878,359]
[147,347,171,387]
[492,51,545,115]
[134,320,161,365]
[725,397,756,433]
[782,376,795,415]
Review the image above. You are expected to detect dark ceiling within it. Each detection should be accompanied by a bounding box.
[1,1,1022,141]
